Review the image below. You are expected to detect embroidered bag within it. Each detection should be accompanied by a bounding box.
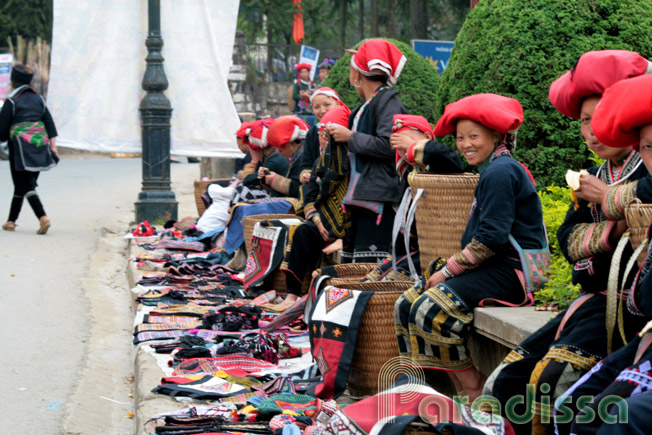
[508,234,550,295]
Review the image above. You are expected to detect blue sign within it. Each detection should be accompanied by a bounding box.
[411,40,454,75]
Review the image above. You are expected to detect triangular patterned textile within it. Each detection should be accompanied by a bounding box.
[307,285,372,399]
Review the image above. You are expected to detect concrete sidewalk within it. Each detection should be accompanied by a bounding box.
[128,169,202,435]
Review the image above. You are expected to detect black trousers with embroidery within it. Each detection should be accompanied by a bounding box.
[8,156,45,222]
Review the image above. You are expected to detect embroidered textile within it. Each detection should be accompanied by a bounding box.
[308,285,373,398]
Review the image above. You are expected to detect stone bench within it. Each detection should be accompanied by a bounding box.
[469,307,554,376]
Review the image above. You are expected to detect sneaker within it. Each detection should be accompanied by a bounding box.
[2,221,15,231]
[37,216,51,235]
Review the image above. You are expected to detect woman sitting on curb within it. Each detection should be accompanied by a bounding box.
[394,93,548,403]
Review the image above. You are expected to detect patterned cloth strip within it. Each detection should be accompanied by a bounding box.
[10,121,49,147]
[148,240,207,252]
[134,321,202,334]
[173,356,277,376]
[133,329,187,344]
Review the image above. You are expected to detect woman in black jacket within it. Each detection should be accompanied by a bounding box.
[0,64,58,234]
[325,39,407,263]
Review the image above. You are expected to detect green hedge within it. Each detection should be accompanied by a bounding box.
[536,185,581,309]
[322,38,440,122]
[437,0,652,187]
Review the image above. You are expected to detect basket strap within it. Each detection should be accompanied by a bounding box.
[616,237,648,347]
[607,232,631,354]
[635,329,652,364]
[404,188,424,281]
[392,188,414,279]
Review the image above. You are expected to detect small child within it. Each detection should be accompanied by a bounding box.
[292,63,315,115]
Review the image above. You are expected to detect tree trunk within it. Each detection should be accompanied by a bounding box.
[386,0,397,37]
[358,0,365,41]
[266,20,273,82]
[410,0,428,39]
[370,0,378,37]
[340,0,347,49]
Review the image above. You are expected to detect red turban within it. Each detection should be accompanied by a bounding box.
[592,74,652,149]
[351,39,407,85]
[318,105,351,131]
[549,50,652,119]
[310,87,342,105]
[295,63,312,74]
[433,93,523,137]
[248,119,273,150]
[267,115,310,148]
[392,114,433,137]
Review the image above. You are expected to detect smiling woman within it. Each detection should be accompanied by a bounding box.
[394,93,548,403]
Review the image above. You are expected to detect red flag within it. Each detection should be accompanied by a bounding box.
[292,0,304,44]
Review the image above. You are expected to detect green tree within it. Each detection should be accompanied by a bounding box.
[0,0,53,47]
[436,0,652,187]
[322,38,440,122]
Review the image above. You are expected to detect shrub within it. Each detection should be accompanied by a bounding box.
[437,0,652,187]
[322,38,440,122]
[536,185,581,309]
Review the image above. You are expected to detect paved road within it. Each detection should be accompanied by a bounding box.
[0,157,198,434]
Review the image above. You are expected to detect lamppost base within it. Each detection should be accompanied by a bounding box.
[135,190,178,223]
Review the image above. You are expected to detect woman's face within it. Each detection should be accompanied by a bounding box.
[319,68,329,82]
[455,119,499,166]
[279,142,299,159]
[639,123,652,174]
[299,68,310,81]
[349,66,364,98]
[581,96,631,162]
[311,95,339,121]
[237,138,249,154]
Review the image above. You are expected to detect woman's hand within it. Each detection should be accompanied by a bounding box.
[316,221,330,242]
[390,132,413,159]
[325,124,352,143]
[300,171,311,184]
[425,270,446,289]
[258,166,269,179]
[50,137,59,157]
[575,174,608,204]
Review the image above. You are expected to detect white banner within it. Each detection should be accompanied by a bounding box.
[48,0,243,158]
[0,53,13,103]
[299,45,320,82]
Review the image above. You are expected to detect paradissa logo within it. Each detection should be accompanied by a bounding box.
[378,359,628,427]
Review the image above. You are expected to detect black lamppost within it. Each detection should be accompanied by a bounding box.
[135,0,178,223]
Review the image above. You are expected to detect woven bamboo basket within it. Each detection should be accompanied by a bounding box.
[242,214,297,253]
[408,172,479,273]
[329,280,415,397]
[243,214,309,293]
[193,178,231,216]
[625,202,652,267]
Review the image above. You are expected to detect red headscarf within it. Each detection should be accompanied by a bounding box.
[248,119,273,150]
[350,39,407,85]
[392,114,433,137]
[295,63,312,75]
[549,50,652,119]
[433,93,523,137]
[592,74,652,149]
[236,121,255,145]
[318,105,351,131]
[267,116,310,148]
[309,87,343,105]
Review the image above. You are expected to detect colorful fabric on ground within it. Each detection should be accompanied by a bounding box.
[133,329,187,344]
[243,219,303,290]
[308,285,373,399]
[262,294,308,333]
[173,356,277,376]
[223,201,294,254]
[256,393,320,416]
[151,239,206,252]
[324,375,513,435]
